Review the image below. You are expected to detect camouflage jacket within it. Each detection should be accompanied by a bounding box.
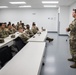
[0,28,9,38]
[31,26,39,34]
[25,29,34,37]
[8,28,17,34]
[69,19,76,40]
[19,32,30,43]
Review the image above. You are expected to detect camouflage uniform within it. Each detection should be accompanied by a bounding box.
[69,19,76,62]
[17,24,23,30]
[19,32,30,43]
[25,29,34,37]
[31,26,39,34]
[0,28,9,38]
[8,28,17,34]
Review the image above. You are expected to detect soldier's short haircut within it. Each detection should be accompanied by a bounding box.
[73,9,76,13]
[26,24,30,29]
[8,23,11,26]
[32,22,36,26]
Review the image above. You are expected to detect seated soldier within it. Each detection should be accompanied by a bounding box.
[0,23,9,38]
[8,21,11,25]
[4,22,7,28]
[16,22,20,26]
[20,20,22,25]
[7,24,17,34]
[17,22,23,30]
[18,27,30,43]
[31,22,39,34]
[22,23,26,30]
[31,22,53,42]
[25,24,34,37]
[12,23,17,30]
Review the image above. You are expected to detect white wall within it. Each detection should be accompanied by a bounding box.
[0,8,58,32]
[59,6,69,35]
[69,2,76,23]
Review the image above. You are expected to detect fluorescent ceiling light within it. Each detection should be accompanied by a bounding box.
[9,2,26,4]
[0,6,8,8]
[44,5,57,7]
[19,5,31,8]
[42,1,59,4]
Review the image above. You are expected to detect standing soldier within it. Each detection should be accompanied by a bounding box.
[66,9,76,68]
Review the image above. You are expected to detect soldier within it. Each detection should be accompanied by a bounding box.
[20,20,22,25]
[25,24,34,37]
[22,23,26,30]
[17,22,23,30]
[16,22,20,26]
[31,22,39,34]
[12,23,17,30]
[4,22,7,28]
[0,23,9,38]
[7,24,17,34]
[31,22,53,42]
[18,27,30,43]
[66,9,76,68]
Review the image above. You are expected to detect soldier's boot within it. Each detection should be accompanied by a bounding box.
[46,37,54,42]
[68,58,74,62]
[70,62,76,68]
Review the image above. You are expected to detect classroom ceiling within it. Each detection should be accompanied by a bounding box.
[0,0,76,8]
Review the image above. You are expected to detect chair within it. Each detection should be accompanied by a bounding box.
[14,37,25,51]
[0,46,12,68]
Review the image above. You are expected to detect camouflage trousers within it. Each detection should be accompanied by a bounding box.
[69,39,76,62]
